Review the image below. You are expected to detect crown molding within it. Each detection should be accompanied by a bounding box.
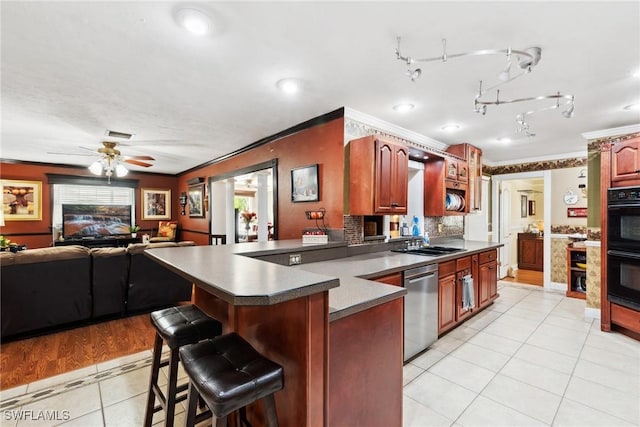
[581,123,640,140]
[344,107,448,151]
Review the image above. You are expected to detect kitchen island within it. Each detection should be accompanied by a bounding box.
[146,238,501,427]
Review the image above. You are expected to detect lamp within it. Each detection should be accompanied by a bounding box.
[88,154,128,183]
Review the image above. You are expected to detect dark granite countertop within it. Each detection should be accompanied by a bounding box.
[146,239,501,322]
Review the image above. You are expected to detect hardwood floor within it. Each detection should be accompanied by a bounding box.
[501,268,544,286]
[0,314,156,390]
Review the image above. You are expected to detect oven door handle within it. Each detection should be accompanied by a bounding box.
[608,203,640,209]
[608,249,640,259]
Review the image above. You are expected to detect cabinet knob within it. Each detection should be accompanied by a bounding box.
[391,202,399,207]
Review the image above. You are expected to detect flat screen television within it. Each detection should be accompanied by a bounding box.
[62,204,132,238]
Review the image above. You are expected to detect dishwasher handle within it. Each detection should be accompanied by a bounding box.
[404,264,438,281]
[406,272,437,285]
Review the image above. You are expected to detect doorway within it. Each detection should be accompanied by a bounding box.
[492,171,551,288]
[209,160,278,244]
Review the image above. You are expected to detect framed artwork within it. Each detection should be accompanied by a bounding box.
[528,200,536,216]
[141,188,171,220]
[291,164,319,202]
[1,179,42,221]
[188,183,205,217]
[567,207,587,218]
[520,195,528,218]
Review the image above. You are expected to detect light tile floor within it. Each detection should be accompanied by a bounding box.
[1,282,639,426]
[404,282,640,427]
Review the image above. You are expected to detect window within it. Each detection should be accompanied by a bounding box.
[52,184,135,236]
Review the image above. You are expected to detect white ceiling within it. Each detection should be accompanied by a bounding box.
[2,1,639,175]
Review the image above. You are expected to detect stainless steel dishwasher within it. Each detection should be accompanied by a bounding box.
[403,264,439,361]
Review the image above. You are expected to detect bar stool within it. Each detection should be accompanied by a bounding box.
[179,332,285,427]
[144,305,223,427]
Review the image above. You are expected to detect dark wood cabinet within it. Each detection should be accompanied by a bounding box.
[478,249,498,308]
[424,157,468,216]
[438,260,456,334]
[347,136,408,215]
[611,138,640,185]
[455,256,472,322]
[373,272,403,287]
[518,233,543,271]
[446,143,483,212]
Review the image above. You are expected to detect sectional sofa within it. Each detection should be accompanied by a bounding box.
[0,241,195,340]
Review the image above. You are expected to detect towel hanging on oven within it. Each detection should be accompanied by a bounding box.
[462,274,475,310]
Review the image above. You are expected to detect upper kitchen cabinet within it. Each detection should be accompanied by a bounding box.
[346,136,408,215]
[611,137,640,185]
[424,156,468,216]
[446,143,483,212]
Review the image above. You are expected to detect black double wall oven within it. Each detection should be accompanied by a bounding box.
[607,186,640,311]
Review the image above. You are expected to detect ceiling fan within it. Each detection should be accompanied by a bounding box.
[48,141,155,182]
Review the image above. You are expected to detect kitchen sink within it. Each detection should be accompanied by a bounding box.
[391,246,467,256]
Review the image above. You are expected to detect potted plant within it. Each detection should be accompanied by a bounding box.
[130,225,140,238]
[0,235,10,251]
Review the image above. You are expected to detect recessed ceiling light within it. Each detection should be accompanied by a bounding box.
[393,103,414,113]
[441,124,460,132]
[624,103,640,111]
[276,78,301,94]
[497,137,512,144]
[176,8,211,36]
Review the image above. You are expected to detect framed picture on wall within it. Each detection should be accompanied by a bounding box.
[188,183,205,217]
[291,164,319,202]
[528,200,536,216]
[1,179,42,221]
[520,195,528,218]
[141,188,171,220]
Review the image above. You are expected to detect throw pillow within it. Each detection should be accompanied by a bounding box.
[158,221,177,240]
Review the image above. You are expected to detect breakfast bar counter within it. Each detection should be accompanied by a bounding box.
[145,241,406,427]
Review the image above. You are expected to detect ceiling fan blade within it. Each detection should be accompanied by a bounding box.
[124,159,153,167]
[47,151,96,156]
[125,155,155,161]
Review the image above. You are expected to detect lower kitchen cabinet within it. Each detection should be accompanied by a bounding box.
[439,249,498,336]
[438,261,457,335]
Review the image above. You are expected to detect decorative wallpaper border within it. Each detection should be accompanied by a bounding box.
[485,157,587,176]
[587,131,640,152]
[587,227,601,241]
[550,225,588,235]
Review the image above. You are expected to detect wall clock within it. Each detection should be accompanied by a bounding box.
[563,189,579,205]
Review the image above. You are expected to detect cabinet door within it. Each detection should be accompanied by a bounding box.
[438,275,456,334]
[611,139,640,183]
[468,147,482,211]
[373,272,403,287]
[518,235,543,271]
[446,159,458,180]
[479,261,498,306]
[374,140,408,214]
[457,162,469,183]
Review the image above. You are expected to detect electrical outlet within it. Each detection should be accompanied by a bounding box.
[289,254,302,265]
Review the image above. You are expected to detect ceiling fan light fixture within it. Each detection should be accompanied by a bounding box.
[176,8,211,36]
[115,164,129,177]
[89,161,103,175]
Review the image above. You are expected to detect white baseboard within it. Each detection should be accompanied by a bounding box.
[584,307,601,319]
[546,282,567,292]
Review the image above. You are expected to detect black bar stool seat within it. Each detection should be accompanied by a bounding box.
[144,304,222,427]
[180,333,284,427]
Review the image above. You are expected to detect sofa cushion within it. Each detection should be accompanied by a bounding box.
[91,247,128,318]
[12,245,90,265]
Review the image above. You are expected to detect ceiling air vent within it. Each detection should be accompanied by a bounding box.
[105,129,134,139]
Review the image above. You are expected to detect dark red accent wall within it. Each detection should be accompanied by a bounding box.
[179,117,345,240]
[0,163,178,249]
[1,116,346,248]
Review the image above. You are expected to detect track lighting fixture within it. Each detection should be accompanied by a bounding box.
[395,37,573,135]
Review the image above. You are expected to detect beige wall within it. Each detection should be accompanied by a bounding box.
[551,167,588,227]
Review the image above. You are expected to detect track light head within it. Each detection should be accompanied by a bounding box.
[405,68,422,82]
[562,102,575,118]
